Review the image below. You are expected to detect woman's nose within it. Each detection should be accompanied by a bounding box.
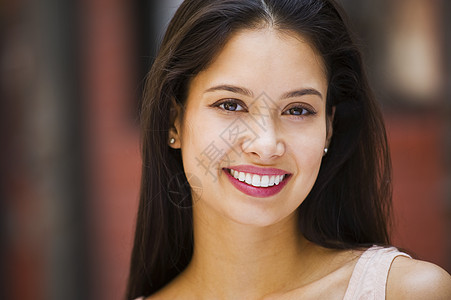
[241,117,285,161]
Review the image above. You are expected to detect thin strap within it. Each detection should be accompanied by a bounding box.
[343,246,411,299]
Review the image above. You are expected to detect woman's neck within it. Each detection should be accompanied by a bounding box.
[178,203,319,299]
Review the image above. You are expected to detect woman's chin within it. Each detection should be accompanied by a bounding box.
[195,193,295,228]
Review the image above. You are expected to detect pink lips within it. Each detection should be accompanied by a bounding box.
[223,165,291,198]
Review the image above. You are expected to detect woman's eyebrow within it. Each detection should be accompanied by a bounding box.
[205,85,323,101]
[204,85,254,97]
[281,88,323,100]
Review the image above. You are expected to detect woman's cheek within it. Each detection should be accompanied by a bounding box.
[285,123,327,153]
[181,115,236,185]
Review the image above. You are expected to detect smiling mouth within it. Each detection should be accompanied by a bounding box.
[225,168,290,188]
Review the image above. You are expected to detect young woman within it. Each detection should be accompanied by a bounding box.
[127,0,451,299]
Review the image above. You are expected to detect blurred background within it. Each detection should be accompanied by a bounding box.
[1,0,450,299]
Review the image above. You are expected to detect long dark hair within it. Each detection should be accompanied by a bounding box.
[126,0,392,298]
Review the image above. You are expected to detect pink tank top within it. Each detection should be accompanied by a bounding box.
[343,245,411,299]
[134,246,411,300]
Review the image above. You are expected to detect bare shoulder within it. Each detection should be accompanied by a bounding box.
[387,256,451,299]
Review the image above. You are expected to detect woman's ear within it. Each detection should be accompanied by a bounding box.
[325,106,335,148]
[168,99,182,149]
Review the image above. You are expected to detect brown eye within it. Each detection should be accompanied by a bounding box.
[282,104,317,118]
[286,107,309,115]
[219,100,244,111]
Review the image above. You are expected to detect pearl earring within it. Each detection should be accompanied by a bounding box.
[324,148,328,154]
[169,138,175,144]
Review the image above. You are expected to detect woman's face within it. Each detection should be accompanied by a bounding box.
[171,28,331,227]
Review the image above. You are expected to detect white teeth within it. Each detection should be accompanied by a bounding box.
[229,169,287,188]
[238,172,245,181]
[245,173,252,184]
[252,174,261,187]
[269,176,275,186]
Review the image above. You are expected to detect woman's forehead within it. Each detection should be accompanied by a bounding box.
[189,28,328,99]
